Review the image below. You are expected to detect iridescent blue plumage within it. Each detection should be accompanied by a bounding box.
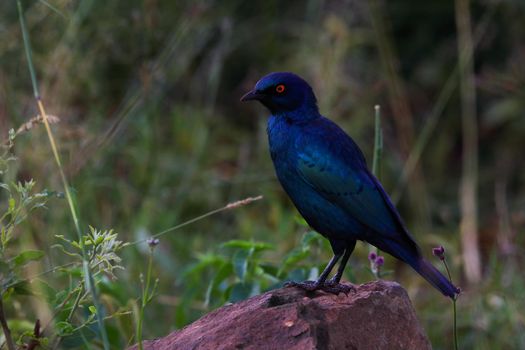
[241,72,459,298]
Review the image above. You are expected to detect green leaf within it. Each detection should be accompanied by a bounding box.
[8,197,15,212]
[95,235,104,245]
[11,250,45,267]
[282,248,310,268]
[259,264,278,277]
[98,279,128,305]
[229,282,253,302]
[287,268,309,282]
[221,239,273,252]
[31,279,57,304]
[11,281,34,296]
[204,262,233,306]
[60,326,96,348]
[5,319,33,334]
[294,215,308,227]
[182,253,226,280]
[233,249,249,281]
[301,231,320,246]
[88,305,97,314]
[56,321,74,336]
[53,290,69,306]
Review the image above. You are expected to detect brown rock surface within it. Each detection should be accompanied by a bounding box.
[131,280,431,350]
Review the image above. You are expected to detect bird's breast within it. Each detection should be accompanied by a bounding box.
[267,116,296,161]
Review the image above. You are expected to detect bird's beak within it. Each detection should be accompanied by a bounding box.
[240,89,264,102]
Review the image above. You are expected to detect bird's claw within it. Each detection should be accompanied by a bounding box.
[322,280,356,294]
[284,280,355,295]
[284,280,320,291]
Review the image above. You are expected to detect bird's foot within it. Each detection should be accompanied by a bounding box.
[284,280,355,295]
[284,280,320,292]
[324,279,356,294]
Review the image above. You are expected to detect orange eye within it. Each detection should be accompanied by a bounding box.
[275,84,286,93]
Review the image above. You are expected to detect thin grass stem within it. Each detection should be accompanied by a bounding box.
[16,2,109,348]
[369,105,382,275]
[0,298,15,350]
[442,259,459,350]
[137,247,154,350]
[127,195,263,247]
[372,105,383,177]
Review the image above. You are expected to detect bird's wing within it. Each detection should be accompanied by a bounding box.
[295,122,414,243]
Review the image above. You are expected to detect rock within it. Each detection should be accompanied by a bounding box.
[131,280,431,350]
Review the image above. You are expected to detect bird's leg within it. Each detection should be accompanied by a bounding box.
[285,252,344,293]
[326,249,351,285]
[327,240,356,286]
[315,252,342,285]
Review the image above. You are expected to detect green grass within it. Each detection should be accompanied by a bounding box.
[1,0,524,349]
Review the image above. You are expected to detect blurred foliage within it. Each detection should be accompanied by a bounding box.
[0,0,524,349]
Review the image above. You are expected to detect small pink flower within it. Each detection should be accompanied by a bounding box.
[432,246,445,261]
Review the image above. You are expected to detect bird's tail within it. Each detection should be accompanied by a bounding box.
[411,258,460,299]
[369,237,460,298]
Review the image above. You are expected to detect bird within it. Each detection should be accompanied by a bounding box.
[241,72,460,298]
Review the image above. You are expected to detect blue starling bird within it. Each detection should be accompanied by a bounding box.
[241,72,459,298]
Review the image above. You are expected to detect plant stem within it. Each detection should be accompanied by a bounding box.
[144,248,154,306]
[51,286,85,350]
[16,2,109,348]
[41,284,81,334]
[369,105,382,275]
[372,105,383,177]
[0,297,15,350]
[67,286,86,322]
[126,195,263,248]
[137,247,154,350]
[455,0,481,285]
[452,298,458,350]
[137,302,145,350]
[443,259,459,350]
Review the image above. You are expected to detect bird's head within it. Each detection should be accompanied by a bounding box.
[241,72,318,115]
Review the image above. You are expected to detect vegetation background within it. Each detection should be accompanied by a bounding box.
[1,0,524,349]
